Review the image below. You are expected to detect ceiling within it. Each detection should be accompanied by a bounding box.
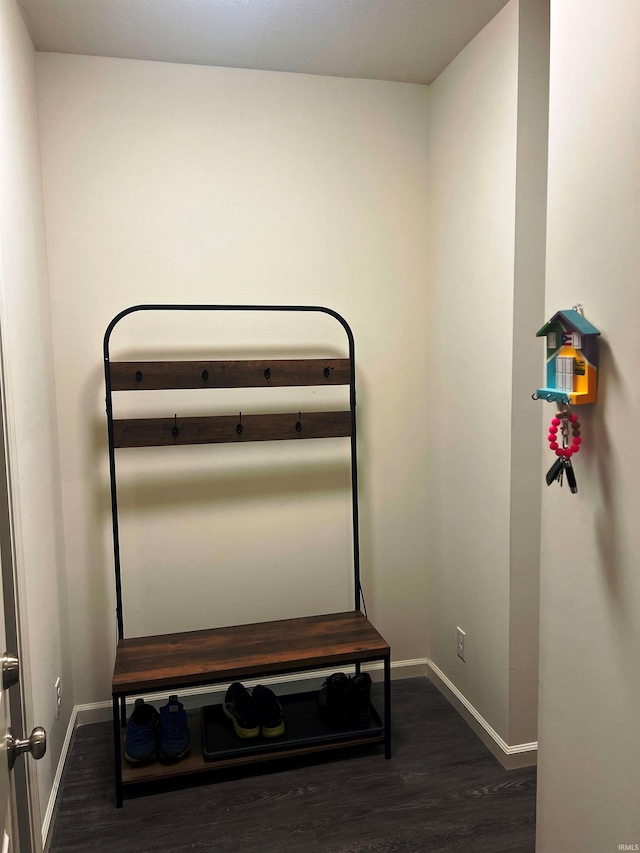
[19,0,509,85]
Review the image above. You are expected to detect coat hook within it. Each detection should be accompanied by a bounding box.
[236,412,243,435]
[295,411,302,433]
[171,413,179,438]
[264,367,271,380]
[135,370,143,383]
[323,367,332,378]
[202,369,209,381]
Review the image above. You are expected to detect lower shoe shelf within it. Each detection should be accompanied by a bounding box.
[202,690,384,761]
[121,690,384,786]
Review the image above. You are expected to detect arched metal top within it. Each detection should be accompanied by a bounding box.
[103,304,355,363]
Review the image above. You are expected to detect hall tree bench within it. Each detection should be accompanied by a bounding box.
[104,304,391,807]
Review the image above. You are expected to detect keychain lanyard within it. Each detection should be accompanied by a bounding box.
[545,407,582,494]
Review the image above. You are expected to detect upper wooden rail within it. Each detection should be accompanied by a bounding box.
[108,359,351,391]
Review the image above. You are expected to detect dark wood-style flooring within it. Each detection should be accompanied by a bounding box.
[48,678,536,853]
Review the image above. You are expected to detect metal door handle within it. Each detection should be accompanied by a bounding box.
[7,727,46,771]
[1,652,19,690]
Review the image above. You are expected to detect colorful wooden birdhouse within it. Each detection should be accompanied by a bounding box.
[535,309,601,405]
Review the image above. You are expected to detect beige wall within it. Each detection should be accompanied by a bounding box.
[36,54,431,704]
[427,0,546,748]
[0,0,72,833]
[536,1,640,850]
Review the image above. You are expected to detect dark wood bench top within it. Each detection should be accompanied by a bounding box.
[113,611,390,695]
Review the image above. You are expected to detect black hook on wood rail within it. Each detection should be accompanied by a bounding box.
[295,412,302,433]
[171,414,179,438]
[264,367,271,380]
[202,369,209,381]
[135,370,143,383]
[236,413,243,435]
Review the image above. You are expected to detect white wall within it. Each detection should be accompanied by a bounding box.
[10,2,640,846]
[427,0,546,749]
[36,54,431,704]
[0,0,72,834]
[427,0,516,741]
[27,4,640,848]
[507,0,547,747]
[536,2,640,850]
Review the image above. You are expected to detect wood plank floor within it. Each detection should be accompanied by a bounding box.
[48,678,536,853]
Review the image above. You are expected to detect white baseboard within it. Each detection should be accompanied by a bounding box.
[71,658,429,725]
[43,656,429,844]
[427,660,537,770]
[41,704,79,851]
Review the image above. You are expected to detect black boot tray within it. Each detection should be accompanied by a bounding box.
[201,689,384,762]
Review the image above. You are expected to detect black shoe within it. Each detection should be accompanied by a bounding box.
[223,682,260,738]
[253,685,285,738]
[318,672,351,730]
[349,672,372,729]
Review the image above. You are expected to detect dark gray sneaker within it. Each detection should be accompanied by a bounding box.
[253,685,285,738]
[223,682,260,738]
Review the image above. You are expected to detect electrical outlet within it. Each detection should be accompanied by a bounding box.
[55,677,62,719]
[456,627,466,662]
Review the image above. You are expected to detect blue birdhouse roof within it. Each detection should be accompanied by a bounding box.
[536,310,601,337]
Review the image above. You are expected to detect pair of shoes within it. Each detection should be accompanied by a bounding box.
[318,672,372,730]
[223,683,285,739]
[124,695,190,764]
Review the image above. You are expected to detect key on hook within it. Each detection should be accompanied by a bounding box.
[564,458,578,494]
[546,457,564,487]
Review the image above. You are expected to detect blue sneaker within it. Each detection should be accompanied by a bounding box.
[159,695,191,761]
[124,698,159,764]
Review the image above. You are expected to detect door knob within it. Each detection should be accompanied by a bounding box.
[1,652,19,690]
[7,727,46,771]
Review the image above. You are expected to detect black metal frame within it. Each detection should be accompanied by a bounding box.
[104,304,362,640]
[104,304,390,807]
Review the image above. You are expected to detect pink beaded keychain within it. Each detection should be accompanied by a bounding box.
[546,408,581,493]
